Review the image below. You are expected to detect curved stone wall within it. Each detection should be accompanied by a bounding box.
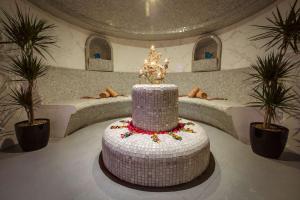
[37,66,252,104]
[0,0,293,72]
[28,0,273,40]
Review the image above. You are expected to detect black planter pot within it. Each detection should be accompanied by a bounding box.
[250,122,288,159]
[15,118,50,152]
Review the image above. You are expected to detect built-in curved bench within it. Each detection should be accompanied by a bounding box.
[180,97,240,137]
[36,96,261,144]
[178,97,261,143]
[30,66,261,144]
[37,97,132,138]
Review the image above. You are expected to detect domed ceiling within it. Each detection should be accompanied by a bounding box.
[29,0,274,40]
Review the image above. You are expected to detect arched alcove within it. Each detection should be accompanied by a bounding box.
[192,34,222,72]
[85,35,113,71]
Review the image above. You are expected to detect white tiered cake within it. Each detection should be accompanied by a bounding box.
[132,84,178,132]
[101,46,210,187]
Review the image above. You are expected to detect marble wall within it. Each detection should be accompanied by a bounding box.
[37,67,252,104]
[0,0,90,69]
[0,0,295,72]
[111,42,195,72]
[107,0,294,72]
[109,0,294,72]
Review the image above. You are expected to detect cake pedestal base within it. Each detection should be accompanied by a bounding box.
[102,118,210,187]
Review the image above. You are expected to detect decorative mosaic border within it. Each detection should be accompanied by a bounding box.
[102,118,210,187]
[110,119,196,143]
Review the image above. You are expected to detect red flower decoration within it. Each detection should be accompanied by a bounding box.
[127,121,185,135]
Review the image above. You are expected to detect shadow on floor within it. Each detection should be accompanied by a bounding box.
[99,152,216,192]
[0,138,23,153]
[273,150,300,170]
[280,150,300,162]
[1,144,23,153]
[0,139,23,160]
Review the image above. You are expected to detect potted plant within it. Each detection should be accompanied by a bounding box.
[248,52,299,158]
[0,4,56,151]
[250,0,299,55]
[247,0,299,158]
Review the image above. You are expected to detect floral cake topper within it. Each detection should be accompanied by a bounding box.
[139,45,169,84]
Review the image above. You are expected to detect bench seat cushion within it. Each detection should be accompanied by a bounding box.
[46,96,132,111]
[36,96,261,143]
[179,97,242,138]
[179,97,244,110]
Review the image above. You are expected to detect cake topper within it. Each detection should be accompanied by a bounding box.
[139,45,169,84]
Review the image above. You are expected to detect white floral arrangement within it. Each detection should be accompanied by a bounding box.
[139,45,169,84]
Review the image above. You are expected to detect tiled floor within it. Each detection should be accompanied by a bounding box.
[0,119,299,200]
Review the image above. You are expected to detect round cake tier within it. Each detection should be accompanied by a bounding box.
[132,84,178,132]
[102,118,210,187]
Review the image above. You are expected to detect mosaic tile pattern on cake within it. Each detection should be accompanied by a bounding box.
[102,118,210,187]
[132,84,178,132]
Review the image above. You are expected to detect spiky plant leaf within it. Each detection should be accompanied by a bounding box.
[248,52,299,87]
[0,3,56,58]
[3,86,41,112]
[248,51,299,129]
[2,54,48,82]
[249,81,299,128]
[0,3,56,125]
[250,0,300,54]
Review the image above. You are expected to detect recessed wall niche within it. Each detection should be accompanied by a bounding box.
[85,35,113,71]
[192,34,222,72]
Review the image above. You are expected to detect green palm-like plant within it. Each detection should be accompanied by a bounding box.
[6,86,42,122]
[0,4,56,126]
[248,52,298,86]
[250,0,300,54]
[248,52,299,129]
[250,83,298,128]
[0,3,56,58]
[4,54,48,82]
[2,54,47,124]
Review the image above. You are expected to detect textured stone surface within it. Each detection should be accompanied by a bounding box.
[179,97,241,139]
[53,97,132,136]
[31,66,256,141]
[192,59,218,72]
[87,59,113,72]
[37,66,252,104]
[0,72,8,94]
[4,66,258,141]
[0,119,299,200]
[102,118,210,187]
[28,0,273,40]
[132,84,178,131]
[34,95,261,143]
